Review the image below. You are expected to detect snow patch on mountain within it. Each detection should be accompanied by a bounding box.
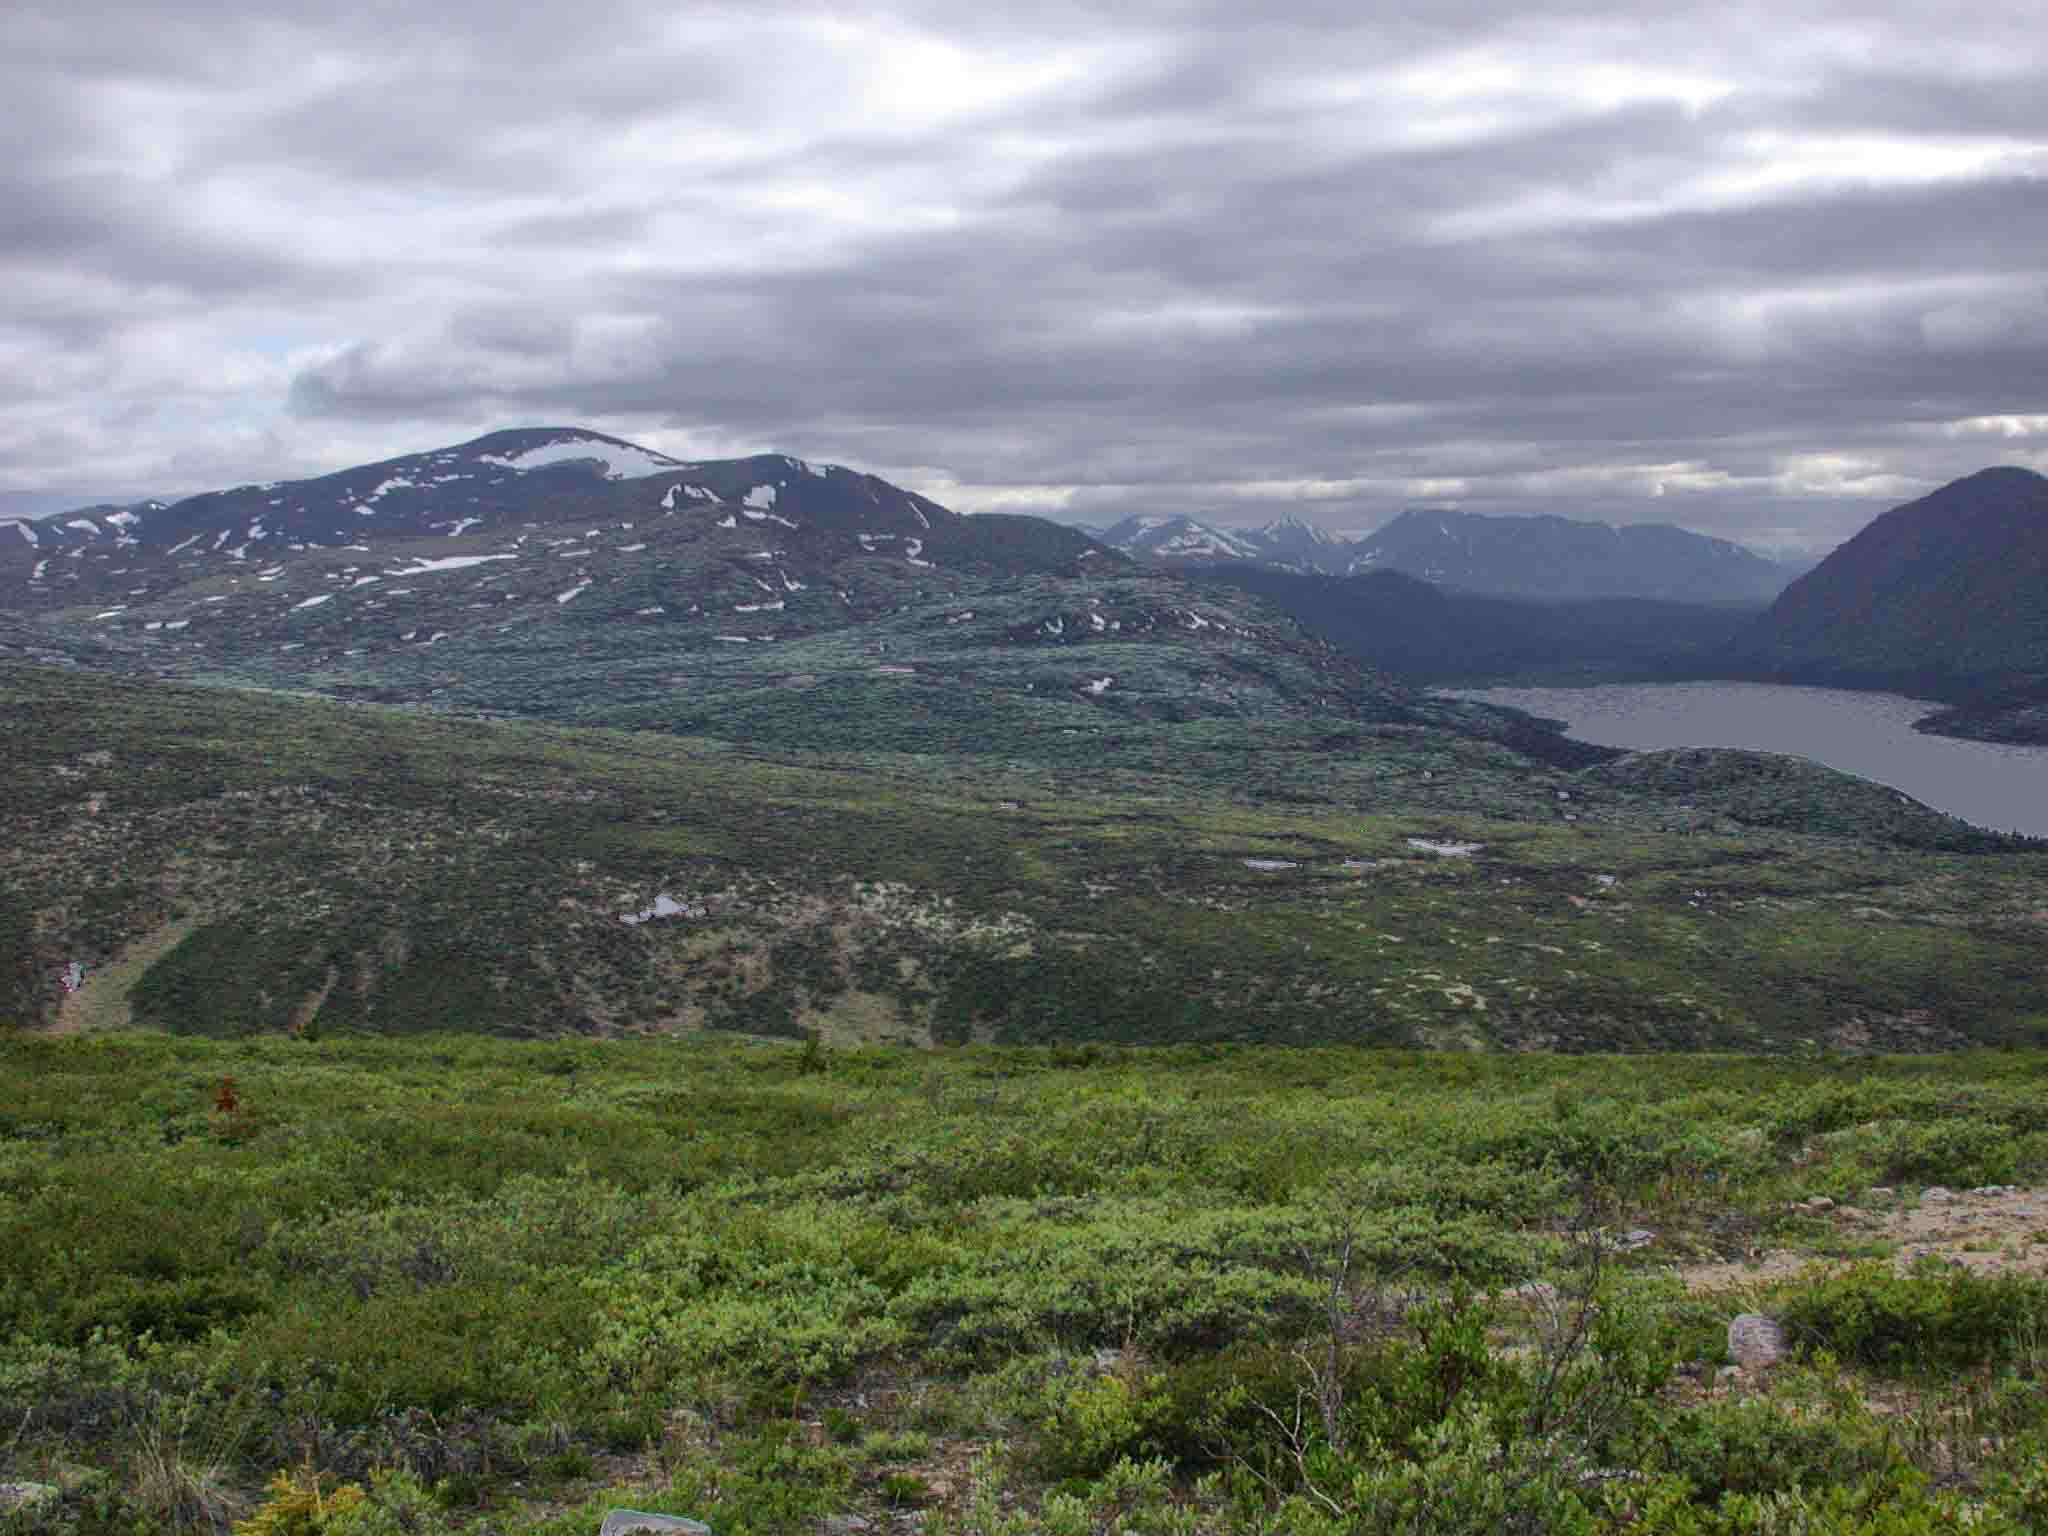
[480,437,681,480]
[387,554,517,576]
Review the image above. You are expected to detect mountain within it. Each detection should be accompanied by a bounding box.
[1243,515,1351,572]
[1732,468,2048,737]
[1733,466,2048,744]
[1097,514,1266,564]
[0,427,1617,767]
[1348,509,1791,601]
[0,427,1106,618]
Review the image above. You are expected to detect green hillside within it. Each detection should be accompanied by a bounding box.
[4,664,2042,1049]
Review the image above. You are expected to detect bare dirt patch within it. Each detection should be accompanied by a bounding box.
[1678,1186,2048,1293]
[49,916,201,1035]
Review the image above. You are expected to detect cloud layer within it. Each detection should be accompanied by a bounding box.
[6,0,2046,550]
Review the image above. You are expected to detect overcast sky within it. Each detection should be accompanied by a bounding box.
[5,1,2045,552]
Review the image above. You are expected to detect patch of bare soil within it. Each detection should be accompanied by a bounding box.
[49,916,201,1035]
[1679,1186,2048,1293]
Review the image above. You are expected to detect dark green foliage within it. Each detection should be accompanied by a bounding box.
[1780,1262,2048,1375]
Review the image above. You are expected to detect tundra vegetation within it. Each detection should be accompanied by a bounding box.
[4,654,2048,1535]
[2,1038,2048,1533]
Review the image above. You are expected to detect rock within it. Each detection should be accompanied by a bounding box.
[1716,1365,1743,1383]
[1618,1228,1656,1250]
[1867,1187,1895,1200]
[600,1512,713,1536]
[1805,1196,1835,1212]
[0,1484,59,1515]
[1922,1187,1955,1203]
[1727,1314,1787,1373]
[1971,1185,2014,1197]
[824,1519,873,1534]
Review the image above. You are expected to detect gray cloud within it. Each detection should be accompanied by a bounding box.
[4,0,2046,554]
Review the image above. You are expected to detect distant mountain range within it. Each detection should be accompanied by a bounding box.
[1096,506,1793,602]
[1098,514,1348,572]
[10,435,2041,750]
[1731,466,2048,742]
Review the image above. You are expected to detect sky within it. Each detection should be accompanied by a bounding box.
[4,1,2046,555]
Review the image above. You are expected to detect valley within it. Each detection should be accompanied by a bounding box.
[4,433,2048,1536]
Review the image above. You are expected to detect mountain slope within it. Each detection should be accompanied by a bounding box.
[1351,509,1789,601]
[1199,566,1763,687]
[0,429,1129,703]
[1734,467,2048,698]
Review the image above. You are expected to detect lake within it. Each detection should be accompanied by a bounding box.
[1449,681,2048,838]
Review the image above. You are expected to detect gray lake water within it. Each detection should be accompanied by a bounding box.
[1450,682,2048,838]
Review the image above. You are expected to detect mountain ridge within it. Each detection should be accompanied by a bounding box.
[1092,504,1792,600]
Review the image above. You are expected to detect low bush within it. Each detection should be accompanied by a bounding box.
[1779,1263,2048,1375]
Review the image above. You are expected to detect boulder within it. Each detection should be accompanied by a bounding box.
[1727,1314,1787,1373]
[600,1512,712,1536]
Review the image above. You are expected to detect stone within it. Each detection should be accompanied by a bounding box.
[1922,1187,1955,1203]
[824,1518,873,1534]
[1805,1196,1835,1212]
[1618,1228,1656,1251]
[1716,1365,1743,1383]
[1867,1187,1895,1200]
[0,1484,59,1515]
[600,1512,712,1536]
[1727,1314,1787,1373]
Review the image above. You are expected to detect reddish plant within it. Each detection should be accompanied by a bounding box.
[215,1076,240,1115]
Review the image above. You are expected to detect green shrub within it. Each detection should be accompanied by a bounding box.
[1779,1263,2048,1375]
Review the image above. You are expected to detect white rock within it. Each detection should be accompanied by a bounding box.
[599,1513,712,1536]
